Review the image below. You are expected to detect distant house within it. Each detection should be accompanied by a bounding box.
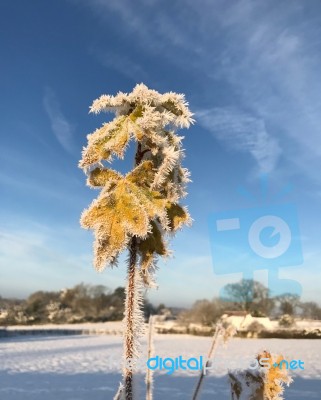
[0,308,8,320]
[223,311,248,317]
[221,311,273,331]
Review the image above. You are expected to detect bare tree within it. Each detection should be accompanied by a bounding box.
[275,293,300,316]
[299,301,321,319]
[222,279,270,313]
[179,298,224,326]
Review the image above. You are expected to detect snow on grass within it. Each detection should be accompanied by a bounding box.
[3,321,124,332]
[1,334,321,399]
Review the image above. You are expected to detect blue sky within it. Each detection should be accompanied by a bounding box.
[1,0,321,307]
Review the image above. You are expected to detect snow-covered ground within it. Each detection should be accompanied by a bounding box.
[2,321,124,333]
[0,334,320,399]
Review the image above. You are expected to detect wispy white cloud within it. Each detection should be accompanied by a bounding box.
[85,0,200,63]
[84,0,321,181]
[43,88,75,154]
[197,108,281,173]
[207,1,321,181]
[91,0,142,32]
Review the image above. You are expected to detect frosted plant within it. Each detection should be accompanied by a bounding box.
[79,84,194,399]
[229,351,293,400]
[260,351,293,400]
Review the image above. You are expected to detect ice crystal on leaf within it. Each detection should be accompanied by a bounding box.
[89,84,194,128]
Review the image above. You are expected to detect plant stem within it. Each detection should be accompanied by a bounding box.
[124,141,144,400]
[124,237,138,400]
[113,383,124,400]
[192,325,221,400]
[146,315,154,400]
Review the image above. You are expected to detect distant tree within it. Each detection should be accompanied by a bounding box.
[251,296,275,317]
[143,299,156,320]
[79,84,194,399]
[299,301,321,320]
[60,284,94,321]
[222,279,271,313]
[179,298,224,326]
[88,284,110,298]
[156,303,166,314]
[113,287,126,302]
[60,283,115,322]
[25,291,59,322]
[275,293,300,316]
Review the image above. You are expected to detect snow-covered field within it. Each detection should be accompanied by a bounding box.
[1,334,320,399]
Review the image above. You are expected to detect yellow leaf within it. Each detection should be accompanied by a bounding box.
[166,202,190,231]
[94,222,127,271]
[88,168,122,187]
[127,161,155,188]
[138,221,167,270]
[79,116,129,168]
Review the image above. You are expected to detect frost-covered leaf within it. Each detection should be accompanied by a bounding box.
[166,202,191,231]
[81,170,168,270]
[87,167,122,188]
[126,161,155,188]
[79,116,130,169]
[138,221,167,270]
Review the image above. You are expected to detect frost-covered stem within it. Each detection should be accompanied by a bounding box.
[192,325,221,400]
[114,383,124,400]
[124,142,145,400]
[146,315,154,400]
[124,237,138,400]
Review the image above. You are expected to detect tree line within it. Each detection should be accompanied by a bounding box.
[179,279,321,326]
[1,279,321,326]
[0,283,157,325]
